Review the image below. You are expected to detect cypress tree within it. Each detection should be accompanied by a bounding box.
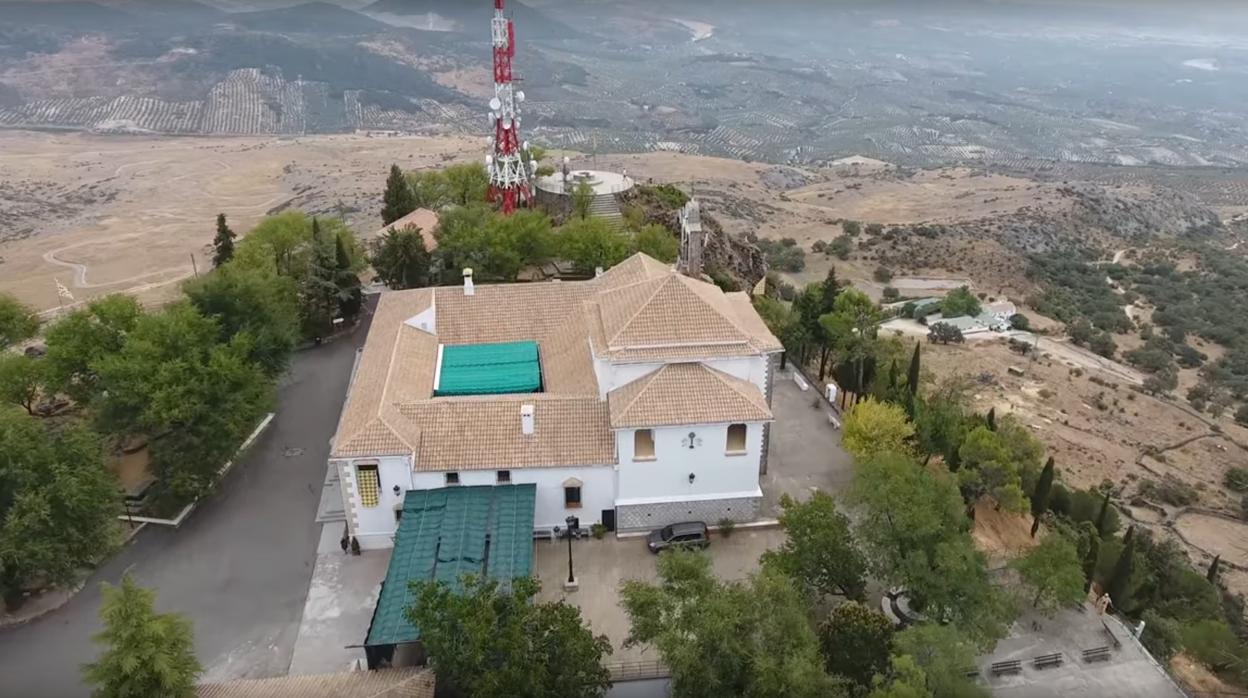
[1107,526,1136,609]
[211,213,235,268]
[1030,457,1055,538]
[986,407,997,431]
[1095,491,1112,538]
[1207,555,1221,584]
[1082,530,1100,592]
[381,164,416,225]
[906,343,921,397]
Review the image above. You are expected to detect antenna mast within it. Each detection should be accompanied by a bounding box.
[485,0,532,215]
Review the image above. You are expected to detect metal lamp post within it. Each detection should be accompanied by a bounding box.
[564,515,580,590]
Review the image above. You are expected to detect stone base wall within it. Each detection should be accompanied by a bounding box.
[616,496,760,533]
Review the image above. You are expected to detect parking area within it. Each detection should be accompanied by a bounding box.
[534,527,786,663]
[761,367,854,516]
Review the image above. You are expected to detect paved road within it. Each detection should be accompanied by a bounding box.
[0,314,369,697]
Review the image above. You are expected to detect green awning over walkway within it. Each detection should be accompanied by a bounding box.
[365,485,536,648]
[435,341,542,396]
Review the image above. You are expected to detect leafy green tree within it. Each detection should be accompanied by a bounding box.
[903,537,1012,645]
[927,322,964,345]
[913,377,973,469]
[211,213,236,268]
[407,575,611,698]
[381,163,416,225]
[407,169,452,210]
[633,224,679,263]
[1013,535,1086,612]
[93,303,273,501]
[0,411,120,607]
[561,217,632,273]
[867,655,929,698]
[843,220,862,237]
[890,624,988,697]
[1031,457,1056,537]
[184,264,300,378]
[0,293,38,349]
[762,492,867,602]
[334,233,363,324]
[300,218,340,339]
[83,574,202,698]
[43,294,143,404]
[957,426,1027,513]
[370,225,432,290]
[850,452,967,584]
[1181,619,1241,672]
[442,163,490,207]
[828,236,852,260]
[572,180,595,220]
[941,286,981,318]
[817,602,894,688]
[1107,526,1137,610]
[0,354,44,415]
[435,206,554,281]
[842,398,914,461]
[621,550,845,698]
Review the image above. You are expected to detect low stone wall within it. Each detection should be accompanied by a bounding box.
[616,495,760,532]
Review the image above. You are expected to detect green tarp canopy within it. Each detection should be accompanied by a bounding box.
[434,341,542,396]
[365,484,536,648]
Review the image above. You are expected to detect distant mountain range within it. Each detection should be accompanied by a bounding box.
[362,0,581,39]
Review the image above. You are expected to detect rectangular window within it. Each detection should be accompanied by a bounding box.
[726,423,748,455]
[497,470,511,484]
[633,429,656,460]
[445,472,460,486]
[357,465,380,508]
[564,486,582,508]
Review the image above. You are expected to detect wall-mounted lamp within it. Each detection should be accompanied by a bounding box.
[688,472,696,484]
[393,485,401,497]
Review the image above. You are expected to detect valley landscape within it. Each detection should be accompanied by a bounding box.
[4,0,1248,695]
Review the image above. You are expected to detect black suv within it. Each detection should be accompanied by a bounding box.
[646,521,710,553]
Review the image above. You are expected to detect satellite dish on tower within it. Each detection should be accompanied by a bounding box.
[489,97,502,111]
[516,91,525,103]
[485,155,494,165]
[502,121,511,130]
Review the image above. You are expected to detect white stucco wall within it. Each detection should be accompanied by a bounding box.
[593,355,770,398]
[410,465,616,532]
[615,422,764,505]
[339,455,415,550]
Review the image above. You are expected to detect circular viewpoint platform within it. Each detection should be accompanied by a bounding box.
[534,169,635,197]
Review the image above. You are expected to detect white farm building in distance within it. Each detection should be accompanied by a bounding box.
[329,253,782,549]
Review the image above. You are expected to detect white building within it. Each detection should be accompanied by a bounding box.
[330,253,782,549]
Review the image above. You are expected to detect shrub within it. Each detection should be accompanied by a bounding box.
[873,266,894,283]
[1010,313,1031,331]
[811,240,827,253]
[1138,477,1198,507]
[1182,619,1241,671]
[1225,468,1248,493]
[717,518,736,538]
[828,236,852,260]
[1141,611,1183,662]
[882,287,900,301]
[591,522,607,539]
[843,220,862,237]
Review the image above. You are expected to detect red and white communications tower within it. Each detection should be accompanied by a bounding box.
[486,0,532,214]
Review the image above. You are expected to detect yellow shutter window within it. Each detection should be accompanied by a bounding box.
[357,465,380,508]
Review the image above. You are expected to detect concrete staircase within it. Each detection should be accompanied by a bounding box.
[588,192,624,229]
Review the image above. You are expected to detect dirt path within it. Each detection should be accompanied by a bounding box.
[1006,330,1145,385]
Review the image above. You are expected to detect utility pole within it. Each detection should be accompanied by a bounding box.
[190,252,200,279]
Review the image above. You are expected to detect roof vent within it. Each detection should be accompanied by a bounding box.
[463,268,474,296]
[521,404,535,435]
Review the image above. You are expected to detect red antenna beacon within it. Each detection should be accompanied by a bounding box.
[486,0,533,214]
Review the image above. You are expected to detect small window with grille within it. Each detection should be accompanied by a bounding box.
[357,465,380,508]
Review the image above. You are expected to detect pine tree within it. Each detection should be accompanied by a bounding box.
[211,213,235,268]
[381,164,416,225]
[1207,555,1221,584]
[820,266,840,312]
[1031,457,1056,538]
[1107,526,1136,609]
[83,575,202,698]
[334,233,362,324]
[1095,491,1112,538]
[301,218,338,339]
[906,343,921,397]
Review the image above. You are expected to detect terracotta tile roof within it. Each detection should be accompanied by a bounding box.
[608,362,773,428]
[330,253,780,466]
[398,396,615,470]
[198,669,434,698]
[376,208,439,251]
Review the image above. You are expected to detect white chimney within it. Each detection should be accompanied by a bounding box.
[520,404,535,435]
[463,268,475,296]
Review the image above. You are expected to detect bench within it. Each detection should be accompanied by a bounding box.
[990,659,1023,676]
[1034,653,1064,669]
[1082,646,1112,663]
